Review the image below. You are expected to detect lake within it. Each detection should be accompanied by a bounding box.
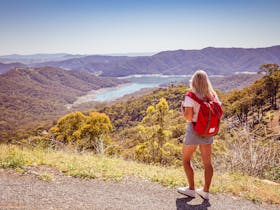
[73,74,189,105]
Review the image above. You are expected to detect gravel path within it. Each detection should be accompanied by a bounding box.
[0,167,279,210]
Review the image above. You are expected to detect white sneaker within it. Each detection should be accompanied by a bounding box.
[177,187,196,197]
[196,188,209,199]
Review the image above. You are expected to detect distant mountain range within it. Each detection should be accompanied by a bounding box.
[0,53,84,65]
[1,45,280,76]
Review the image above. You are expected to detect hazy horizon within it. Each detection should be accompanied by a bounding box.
[1,44,280,57]
[1,0,280,55]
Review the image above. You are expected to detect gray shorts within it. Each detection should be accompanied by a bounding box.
[183,122,213,145]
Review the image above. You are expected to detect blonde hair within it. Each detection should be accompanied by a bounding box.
[190,70,216,100]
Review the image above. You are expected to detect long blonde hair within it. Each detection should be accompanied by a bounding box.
[190,70,216,100]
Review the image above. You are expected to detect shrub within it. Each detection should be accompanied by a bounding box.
[224,125,280,181]
[49,111,112,153]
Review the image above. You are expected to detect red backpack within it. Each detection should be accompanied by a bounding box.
[186,91,223,137]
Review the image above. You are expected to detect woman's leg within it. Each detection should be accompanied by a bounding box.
[199,144,213,192]
[182,144,197,189]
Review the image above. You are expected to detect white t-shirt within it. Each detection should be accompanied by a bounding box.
[182,94,221,122]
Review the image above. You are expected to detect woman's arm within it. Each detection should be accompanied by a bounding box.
[181,104,193,121]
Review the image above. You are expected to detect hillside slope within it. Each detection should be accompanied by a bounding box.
[209,74,262,92]
[0,62,27,74]
[0,67,125,141]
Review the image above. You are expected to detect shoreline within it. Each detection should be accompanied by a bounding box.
[65,74,189,109]
[117,74,192,79]
[65,82,133,109]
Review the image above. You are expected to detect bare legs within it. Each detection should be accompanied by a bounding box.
[182,144,213,192]
[199,144,213,192]
[182,145,197,190]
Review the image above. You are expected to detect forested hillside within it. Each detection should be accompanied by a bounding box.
[0,67,125,141]
[210,73,261,92]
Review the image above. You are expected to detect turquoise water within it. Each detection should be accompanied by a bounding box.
[93,75,187,102]
[72,75,189,105]
[94,83,155,102]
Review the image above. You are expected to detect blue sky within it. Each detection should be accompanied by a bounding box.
[0,0,280,55]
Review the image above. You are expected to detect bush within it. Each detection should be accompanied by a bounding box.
[49,111,112,153]
[223,125,280,181]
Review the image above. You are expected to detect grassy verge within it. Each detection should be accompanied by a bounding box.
[0,144,279,204]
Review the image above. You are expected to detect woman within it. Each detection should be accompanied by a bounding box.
[177,70,221,200]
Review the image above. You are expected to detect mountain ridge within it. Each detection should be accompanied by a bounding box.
[1,45,280,76]
[34,45,280,76]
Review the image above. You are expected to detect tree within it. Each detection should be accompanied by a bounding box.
[224,90,251,125]
[141,98,172,146]
[134,98,178,164]
[259,64,280,110]
[248,79,266,123]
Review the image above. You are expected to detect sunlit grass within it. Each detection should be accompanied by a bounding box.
[0,144,279,204]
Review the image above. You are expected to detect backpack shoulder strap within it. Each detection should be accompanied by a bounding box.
[186,91,204,104]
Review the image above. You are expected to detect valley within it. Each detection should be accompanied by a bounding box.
[0,67,126,141]
[0,65,264,142]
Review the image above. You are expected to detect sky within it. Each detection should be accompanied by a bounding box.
[0,0,280,55]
